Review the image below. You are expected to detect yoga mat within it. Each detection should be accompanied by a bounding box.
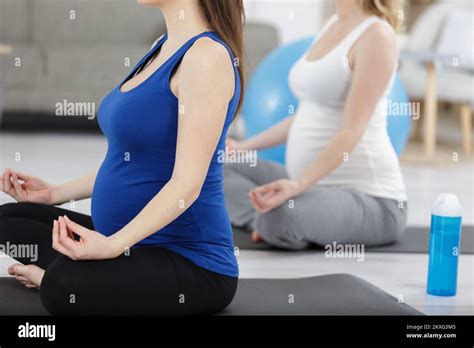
[0,274,421,316]
[223,274,422,315]
[0,277,48,315]
[233,225,474,254]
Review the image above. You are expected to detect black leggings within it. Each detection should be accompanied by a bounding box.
[0,202,238,315]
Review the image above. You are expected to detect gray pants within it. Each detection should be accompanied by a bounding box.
[223,160,407,250]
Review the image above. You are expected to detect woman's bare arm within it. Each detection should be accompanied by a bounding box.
[51,171,98,205]
[237,115,294,150]
[1,169,97,205]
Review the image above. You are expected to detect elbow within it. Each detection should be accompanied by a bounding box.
[339,127,365,141]
[187,184,202,203]
[171,176,203,205]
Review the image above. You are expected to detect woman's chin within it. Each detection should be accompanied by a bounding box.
[136,0,164,7]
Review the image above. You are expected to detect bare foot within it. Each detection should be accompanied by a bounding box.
[8,264,45,289]
[251,229,264,243]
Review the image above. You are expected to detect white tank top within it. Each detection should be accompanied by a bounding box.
[287,15,407,201]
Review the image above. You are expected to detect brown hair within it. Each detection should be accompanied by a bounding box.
[358,0,405,31]
[199,0,245,111]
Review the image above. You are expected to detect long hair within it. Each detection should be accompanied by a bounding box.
[199,0,245,111]
[358,0,405,31]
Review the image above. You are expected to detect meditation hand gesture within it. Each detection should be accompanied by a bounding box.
[1,168,54,204]
[249,179,302,213]
[52,215,123,261]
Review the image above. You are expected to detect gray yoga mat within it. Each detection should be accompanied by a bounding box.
[233,225,474,254]
[0,274,421,315]
[0,276,48,315]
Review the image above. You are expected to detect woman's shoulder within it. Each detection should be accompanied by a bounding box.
[179,36,235,97]
[364,19,396,46]
[353,18,398,71]
[183,36,233,72]
[357,19,397,55]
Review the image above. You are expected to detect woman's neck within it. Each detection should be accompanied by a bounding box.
[160,1,211,46]
[335,1,368,23]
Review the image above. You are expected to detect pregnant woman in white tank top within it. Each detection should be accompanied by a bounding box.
[224,0,408,249]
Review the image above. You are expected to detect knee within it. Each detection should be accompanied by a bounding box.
[383,218,407,245]
[40,256,77,315]
[257,204,308,250]
[0,203,18,235]
[0,203,18,217]
[378,204,408,246]
[258,204,295,237]
[0,202,36,218]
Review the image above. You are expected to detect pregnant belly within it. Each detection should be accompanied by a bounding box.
[91,164,168,237]
[286,121,336,179]
[91,165,227,245]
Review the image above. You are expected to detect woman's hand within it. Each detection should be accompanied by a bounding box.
[249,179,303,213]
[1,168,55,204]
[52,215,123,261]
[226,137,246,151]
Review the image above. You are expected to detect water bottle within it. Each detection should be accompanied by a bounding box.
[427,193,463,296]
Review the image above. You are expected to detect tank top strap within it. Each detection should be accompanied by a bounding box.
[340,16,390,55]
[305,15,339,54]
[119,34,168,87]
[161,31,232,76]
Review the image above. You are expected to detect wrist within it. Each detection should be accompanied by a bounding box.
[239,139,252,151]
[50,184,62,205]
[292,177,310,196]
[108,233,128,258]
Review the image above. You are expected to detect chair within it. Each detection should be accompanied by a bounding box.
[400,2,473,156]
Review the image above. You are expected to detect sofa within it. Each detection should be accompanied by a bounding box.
[0,0,278,124]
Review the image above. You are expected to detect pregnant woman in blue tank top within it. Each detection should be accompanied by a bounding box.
[0,0,243,315]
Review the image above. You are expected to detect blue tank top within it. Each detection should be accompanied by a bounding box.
[91,32,239,277]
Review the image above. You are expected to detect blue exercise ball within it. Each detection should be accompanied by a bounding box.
[386,74,412,156]
[243,37,314,164]
[243,37,411,163]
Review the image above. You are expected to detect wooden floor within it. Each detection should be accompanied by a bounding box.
[0,132,473,315]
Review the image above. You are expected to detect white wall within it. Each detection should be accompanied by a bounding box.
[245,0,330,44]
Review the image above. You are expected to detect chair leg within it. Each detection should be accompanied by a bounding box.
[459,104,472,155]
[411,100,423,141]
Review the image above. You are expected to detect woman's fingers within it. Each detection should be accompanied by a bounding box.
[3,169,23,200]
[15,171,34,181]
[251,186,286,213]
[248,191,260,210]
[52,220,64,252]
[59,217,88,260]
[3,170,14,196]
[250,190,268,212]
[255,191,274,212]
[58,217,78,250]
[10,171,26,201]
[265,194,286,208]
[52,220,59,246]
[57,215,75,240]
[63,215,89,239]
[52,219,74,259]
[254,181,280,195]
[53,216,91,260]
